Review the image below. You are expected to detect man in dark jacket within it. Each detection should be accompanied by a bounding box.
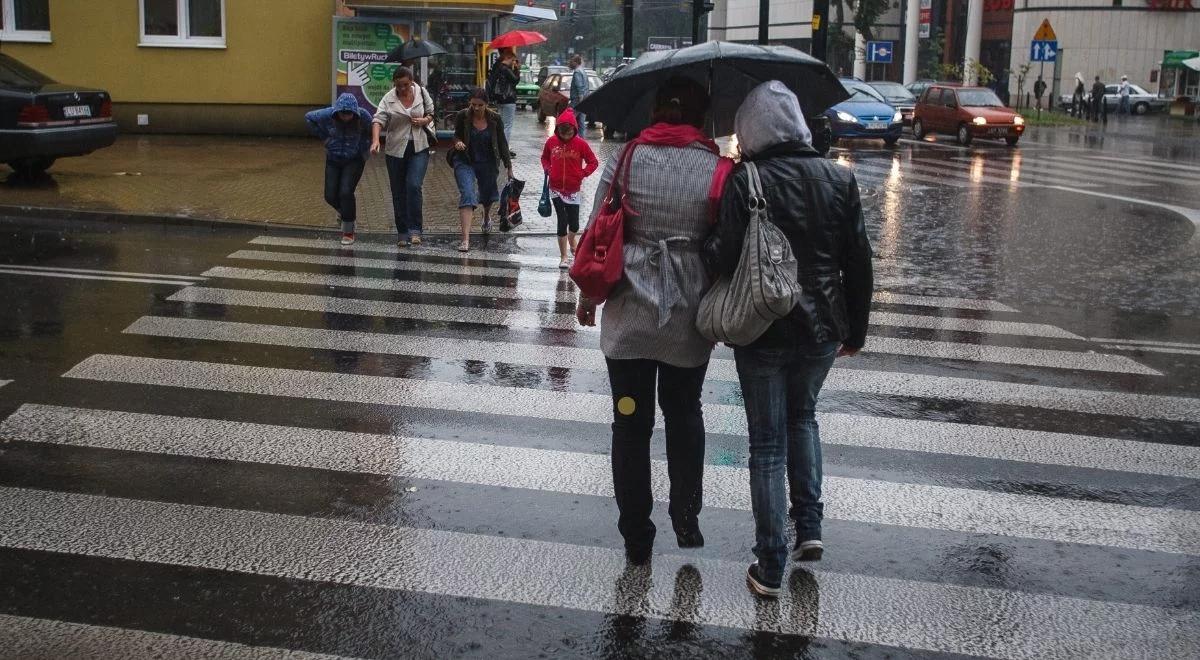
[1033,76,1047,111]
[713,81,872,598]
[1091,75,1107,122]
[488,49,520,150]
[568,55,589,133]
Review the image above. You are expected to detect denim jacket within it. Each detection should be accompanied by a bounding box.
[305,93,372,162]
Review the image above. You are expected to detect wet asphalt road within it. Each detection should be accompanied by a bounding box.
[1,128,1199,659]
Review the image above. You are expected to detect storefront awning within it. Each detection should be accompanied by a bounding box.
[347,0,513,10]
[1163,50,1200,69]
[1184,57,1200,73]
[509,5,557,24]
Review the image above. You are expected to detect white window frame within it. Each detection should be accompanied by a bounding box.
[139,0,226,49]
[0,0,52,43]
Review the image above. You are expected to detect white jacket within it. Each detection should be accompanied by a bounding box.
[373,84,434,157]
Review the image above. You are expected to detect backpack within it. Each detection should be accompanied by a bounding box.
[695,161,802,345]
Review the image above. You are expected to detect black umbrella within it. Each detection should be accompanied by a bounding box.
[576,41,847,137]
[385,38,447,63]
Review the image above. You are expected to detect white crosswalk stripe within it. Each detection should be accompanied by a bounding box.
[0,613,356,660]
[947,156,1178,186]
[124,316,1195,423]
[4,235,1197,657]
[2,486,1196,660]
[898,160,1119,188]
[162,287,1156,373]
[201,266,578,303]
[1001,154,1200,180]
[6,404,1199,552]
[62,352,1199,481]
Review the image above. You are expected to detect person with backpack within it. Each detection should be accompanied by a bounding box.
[540,107,599,268]
[489,49,520,154]
[574,77,728,566]
[712,81,873,598]
[568,55,589,134]
[372,66,435,247]
[305,93,373,246]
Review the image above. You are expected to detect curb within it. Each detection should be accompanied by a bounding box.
[0,204,563,237]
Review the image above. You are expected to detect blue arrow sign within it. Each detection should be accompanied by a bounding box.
[867,41,894,64]
[1030,40,1058,62]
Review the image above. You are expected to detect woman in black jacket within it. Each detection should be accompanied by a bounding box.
[450,88,513,252]
[714,81,873,598]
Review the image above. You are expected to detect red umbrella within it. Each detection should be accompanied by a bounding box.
[489,30,547,49]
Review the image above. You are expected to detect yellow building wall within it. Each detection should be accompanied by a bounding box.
[2,0,332,106]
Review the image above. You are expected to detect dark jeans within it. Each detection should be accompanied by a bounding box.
[605,357,709,552]
[735,342,838,583]
[384,142,430,239]
[323,157,365,227]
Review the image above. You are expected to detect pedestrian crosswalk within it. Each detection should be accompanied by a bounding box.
[1,234,1198,658]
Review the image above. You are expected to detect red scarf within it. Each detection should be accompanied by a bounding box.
[635,122,721,154]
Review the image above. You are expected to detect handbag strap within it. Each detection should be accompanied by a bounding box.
[602,142,639,210]
[744,161,766,214]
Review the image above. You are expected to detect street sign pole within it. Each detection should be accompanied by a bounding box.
[1039,61,1045,119]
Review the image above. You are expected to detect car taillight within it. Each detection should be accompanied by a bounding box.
[17,103,50,125]
[99,100,113,117]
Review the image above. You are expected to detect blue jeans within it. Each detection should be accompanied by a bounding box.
[498,103,516,144]
[454,160,500,209]
[735,341,838,583]
[323,157,365,231]
[385,144,429,239]
[1118,96,1130,115]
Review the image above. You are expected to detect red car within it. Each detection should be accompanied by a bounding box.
[912,85,1025,147]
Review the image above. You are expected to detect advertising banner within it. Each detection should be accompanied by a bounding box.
[333,17,412,114]
[919,0,932,39]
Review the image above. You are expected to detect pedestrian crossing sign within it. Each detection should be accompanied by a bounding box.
[1034,19,1057,41]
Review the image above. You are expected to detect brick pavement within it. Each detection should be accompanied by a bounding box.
[0,109,626,235]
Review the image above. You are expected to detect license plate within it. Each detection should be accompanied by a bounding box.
[988,128,1007,137]
[63,105,92,118]
[866,122,888,130]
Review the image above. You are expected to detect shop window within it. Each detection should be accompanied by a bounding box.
[140,0,224,47]
[0,0,51,42]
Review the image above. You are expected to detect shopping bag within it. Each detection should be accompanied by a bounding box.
[498,176,526,232]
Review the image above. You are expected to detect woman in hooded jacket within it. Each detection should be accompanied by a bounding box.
[305,93,373,246]
[713,81,873,598]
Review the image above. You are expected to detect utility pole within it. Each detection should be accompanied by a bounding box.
[623,0,633,58]
[758,0,769,45]
[693,0,714,45]
[811,0,828,60]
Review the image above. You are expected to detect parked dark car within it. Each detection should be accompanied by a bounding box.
[868,80,918,126]
[913,85,1025,146]
[0,53,117,177]
[536,70,602,124]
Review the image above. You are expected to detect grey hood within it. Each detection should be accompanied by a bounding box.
[734,80,812,158]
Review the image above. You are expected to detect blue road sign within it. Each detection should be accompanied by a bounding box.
[1030,40,1058,62]
[867,41,894,64]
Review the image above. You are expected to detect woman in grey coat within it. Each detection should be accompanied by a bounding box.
[575,78,722,565]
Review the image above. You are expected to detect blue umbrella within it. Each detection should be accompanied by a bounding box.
[577,41,847,137]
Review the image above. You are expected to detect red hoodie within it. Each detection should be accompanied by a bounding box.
[540,108,599,197]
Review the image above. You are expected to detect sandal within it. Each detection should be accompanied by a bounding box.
[409,235,422,246]
[457,241,470,253]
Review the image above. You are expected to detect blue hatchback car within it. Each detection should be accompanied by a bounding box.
[824,78,903,147]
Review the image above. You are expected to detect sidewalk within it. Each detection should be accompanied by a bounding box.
[0,109,627,234]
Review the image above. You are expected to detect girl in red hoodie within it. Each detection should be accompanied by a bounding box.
[541,108,599,268]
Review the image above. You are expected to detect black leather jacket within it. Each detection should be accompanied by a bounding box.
[709,141,873,350]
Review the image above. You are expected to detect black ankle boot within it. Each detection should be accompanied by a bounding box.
[672,516,704,548]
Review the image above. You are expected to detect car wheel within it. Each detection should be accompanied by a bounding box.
[9,157,55,178]
[1134,102,1149,115]
[884,136,899,148]
[912,118,926,139]
[1005,136,1020,147]
[956,124,973,146]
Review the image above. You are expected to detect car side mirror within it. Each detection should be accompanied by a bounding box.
[947,103,957,109]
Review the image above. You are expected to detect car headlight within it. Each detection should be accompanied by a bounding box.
[836,111,856,123]
[972,116,987,125]
[1013,116,1025,125]
[893,111,903,122]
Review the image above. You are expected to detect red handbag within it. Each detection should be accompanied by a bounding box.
[569,143,638,303]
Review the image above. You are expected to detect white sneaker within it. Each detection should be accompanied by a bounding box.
[340,233,355,246]
[558,257,570,269]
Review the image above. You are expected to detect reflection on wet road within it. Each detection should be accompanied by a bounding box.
[1,125,1199,658]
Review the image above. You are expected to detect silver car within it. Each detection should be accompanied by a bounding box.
[1059,82,1167,115]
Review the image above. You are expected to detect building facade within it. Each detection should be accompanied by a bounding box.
[1,0,529,135]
